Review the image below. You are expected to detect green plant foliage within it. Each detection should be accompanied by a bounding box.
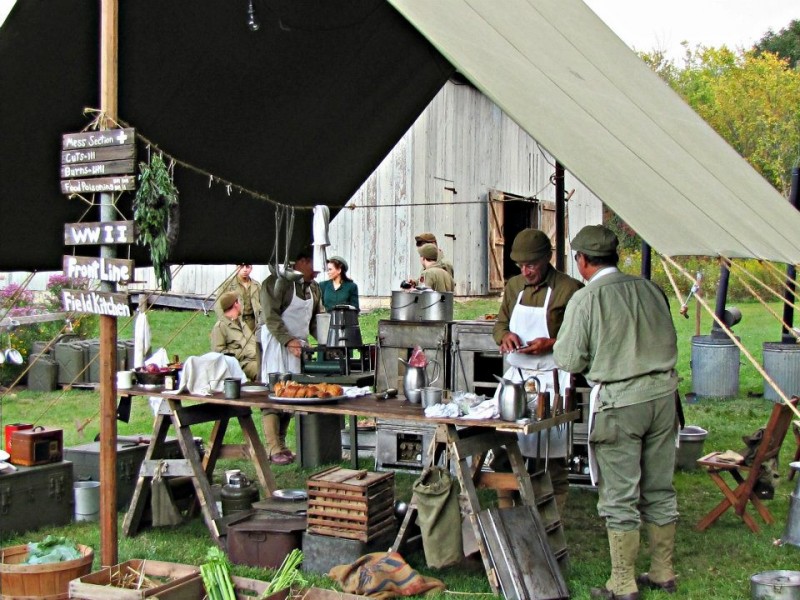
[134,153,179,291]
[754,19,800,69]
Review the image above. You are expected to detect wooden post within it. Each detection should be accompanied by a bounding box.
[99,0,119,568]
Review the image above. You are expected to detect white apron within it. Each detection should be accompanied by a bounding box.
[494,288,570,458]
[260,288,314,380]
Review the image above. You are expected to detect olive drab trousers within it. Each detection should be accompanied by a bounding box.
[592,393,679,530]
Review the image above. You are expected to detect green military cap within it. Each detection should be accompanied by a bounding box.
[218,291,238,311]
[571,225,619,256]
[510,229,551,262]
[328,255,348,271]
[417,243,439,261]
[415,232,437,244]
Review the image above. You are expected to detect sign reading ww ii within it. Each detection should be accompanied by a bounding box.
[64,221,135,246]
[62,289,130,317]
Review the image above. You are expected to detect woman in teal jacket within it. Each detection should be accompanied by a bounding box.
[319,256,359,311]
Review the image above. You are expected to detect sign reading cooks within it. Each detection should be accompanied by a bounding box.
[60,129,137,316]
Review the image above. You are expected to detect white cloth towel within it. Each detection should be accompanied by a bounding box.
[312,204,330,272]
[133,311,151,369]
[461,397,500,420]
[170,352,247,396]
[343,386,371,397]
[425,403,461,418]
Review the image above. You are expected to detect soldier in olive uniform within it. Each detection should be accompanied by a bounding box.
[415,232,454,279]
[210,291,260,381]
[215,263,263,335]
[554,225,679,600]
[417,243,454,292]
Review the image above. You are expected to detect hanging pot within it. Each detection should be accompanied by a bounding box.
[417,291,454,322]
[391,290,421,321]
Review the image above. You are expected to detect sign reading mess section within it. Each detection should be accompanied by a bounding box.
[60,128,136,196]
[62,128,134,150]
[62,289,130,317]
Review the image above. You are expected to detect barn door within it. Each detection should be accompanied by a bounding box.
[488,190,505,291]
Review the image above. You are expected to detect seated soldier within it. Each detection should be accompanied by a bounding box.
[210,291,259,381]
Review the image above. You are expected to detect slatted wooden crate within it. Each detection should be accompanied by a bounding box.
[307,467,395,542]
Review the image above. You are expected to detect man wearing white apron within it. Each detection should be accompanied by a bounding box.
[493,229,583,515]
[259,252,323,464]
[555,226,678,600]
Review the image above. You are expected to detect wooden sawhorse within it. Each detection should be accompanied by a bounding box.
[122,397,276,547]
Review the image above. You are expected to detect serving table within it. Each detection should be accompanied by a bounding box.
[119,386,577,593]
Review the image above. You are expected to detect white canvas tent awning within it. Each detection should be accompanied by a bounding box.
[390,0,800,263]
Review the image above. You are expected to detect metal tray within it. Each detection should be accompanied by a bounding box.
[272,488,308,501]
[268,394,344,405]
[241,384,270,393]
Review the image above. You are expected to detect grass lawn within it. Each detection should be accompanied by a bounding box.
[1,298,799,599]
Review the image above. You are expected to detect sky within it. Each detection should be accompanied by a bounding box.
[583,0,798,61]
[0,1,796,61]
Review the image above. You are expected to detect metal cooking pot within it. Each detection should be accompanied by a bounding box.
[751,570,800,600]
[417,291,454,322]
[330,305,359,327]
[391,290,421,321]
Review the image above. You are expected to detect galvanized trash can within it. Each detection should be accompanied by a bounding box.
[675,426,708,471]
[763,342,800,403]
[691,335,740,398]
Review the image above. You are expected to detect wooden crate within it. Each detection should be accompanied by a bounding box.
[307,467,395,542]
[69,560,201,600]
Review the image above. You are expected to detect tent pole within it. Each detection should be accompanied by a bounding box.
[99,0,119,568]
[711,258,731,339]
[555,161,565,271]
[782,167,799,343]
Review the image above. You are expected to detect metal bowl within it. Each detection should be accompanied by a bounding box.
[134,368,179,386]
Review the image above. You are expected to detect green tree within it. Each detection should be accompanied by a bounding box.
[644,46,800,196]
[755,19,800,69]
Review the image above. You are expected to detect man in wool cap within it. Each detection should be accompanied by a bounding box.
[416,242,454,292]
[210,291,260,381]
[492,228,583,516]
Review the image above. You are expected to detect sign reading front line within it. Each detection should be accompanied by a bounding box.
[62,289,130,317]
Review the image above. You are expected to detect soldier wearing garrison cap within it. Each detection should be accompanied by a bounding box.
[492,228,583,515]
[210,291,260,381]
[214,263,263,335]
[416,243,454,292]
[554,225,679,599]
[414,232,454,279]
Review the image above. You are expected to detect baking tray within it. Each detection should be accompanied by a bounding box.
[267,394,344,405]
[241,384,270,393]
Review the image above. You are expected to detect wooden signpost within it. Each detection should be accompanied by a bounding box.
[60,127,136,195]
[61,289,131,317]
[61,176,135,194]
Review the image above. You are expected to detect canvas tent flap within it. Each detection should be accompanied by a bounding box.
[0,0,453,271]
[389,0,800,263]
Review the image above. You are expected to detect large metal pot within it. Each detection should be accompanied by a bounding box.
[417,291,454,322]
[330,305,359,327]
[391,290,421,321]
[752,571,800,600]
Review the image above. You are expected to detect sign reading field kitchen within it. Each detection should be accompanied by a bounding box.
[60,128,136,194]
[61,289,131,317]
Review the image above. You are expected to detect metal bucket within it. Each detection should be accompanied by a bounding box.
[691,335,740,398]
[675,425,708,470]
[763,342,800,402]
[751,570,800,600]
[74,481,101,522]
[781,462,800,547]
[390,290,421,321]
[417,291,453,322]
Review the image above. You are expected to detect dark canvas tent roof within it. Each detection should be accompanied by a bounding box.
[2,0,799,273]
[0,0,453,271]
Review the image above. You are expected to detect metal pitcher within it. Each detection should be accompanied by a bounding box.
[399,357,440,403]
[494,374,540,421]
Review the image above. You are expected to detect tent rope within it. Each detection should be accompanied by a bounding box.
[728,266,800,343]
[727,259,799,311]
[757,258,800,302]
[660,254,800,421]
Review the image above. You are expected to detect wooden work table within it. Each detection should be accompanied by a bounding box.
[119,386,577,594]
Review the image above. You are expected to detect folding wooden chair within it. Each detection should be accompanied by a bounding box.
[695,396,799,533]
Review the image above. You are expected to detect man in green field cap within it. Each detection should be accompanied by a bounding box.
[554,225,679,600]
[417,243,454,292]
[210,291,260,381]
[492,228,583,515]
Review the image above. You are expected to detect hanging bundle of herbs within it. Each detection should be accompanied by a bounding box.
[133,152,180,291]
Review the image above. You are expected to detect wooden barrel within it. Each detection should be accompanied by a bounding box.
[0,543,93,599]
